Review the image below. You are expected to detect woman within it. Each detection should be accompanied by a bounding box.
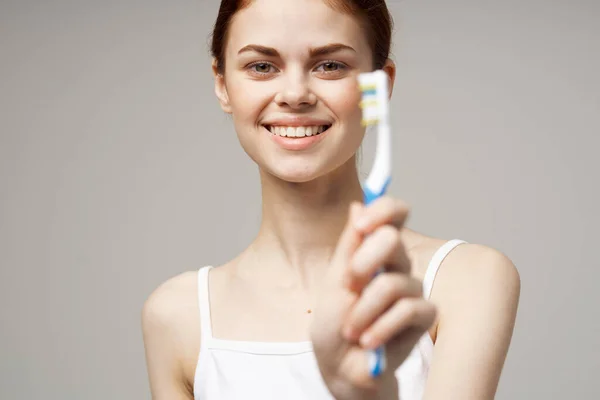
[142,0,521,399]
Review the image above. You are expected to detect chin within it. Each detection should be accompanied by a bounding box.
[267,164,324,183]
[263,155,355,184]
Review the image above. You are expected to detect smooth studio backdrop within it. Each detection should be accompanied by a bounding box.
[1,0,598,398]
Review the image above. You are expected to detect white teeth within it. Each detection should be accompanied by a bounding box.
[267,125,329,137]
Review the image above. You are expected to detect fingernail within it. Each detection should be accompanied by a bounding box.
[354,216,369,231]
[360,332,375,348]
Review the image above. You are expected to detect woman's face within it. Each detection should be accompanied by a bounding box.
[214,0,382,183]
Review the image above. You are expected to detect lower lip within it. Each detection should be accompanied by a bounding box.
[265,127,329,151]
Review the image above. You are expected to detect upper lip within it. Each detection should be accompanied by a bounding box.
[261,116,332,127]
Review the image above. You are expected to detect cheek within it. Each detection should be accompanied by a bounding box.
[318,80,362,121]
[316,82,366,153]
[227,77,273,116]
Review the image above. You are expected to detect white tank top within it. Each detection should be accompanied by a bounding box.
[194,239,468,399]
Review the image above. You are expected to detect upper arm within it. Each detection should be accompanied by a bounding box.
[142,274,198,400]
[424,244,521,400]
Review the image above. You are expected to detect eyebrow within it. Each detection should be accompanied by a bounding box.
[237,43,356,58]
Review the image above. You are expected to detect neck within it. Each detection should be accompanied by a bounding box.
[244,158,361,289]
[237,158,422,291]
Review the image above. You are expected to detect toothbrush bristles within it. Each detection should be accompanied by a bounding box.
[359,99,378,109]
[359,84,377,90]
[361,118,380,126]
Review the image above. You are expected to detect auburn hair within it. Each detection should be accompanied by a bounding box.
[210,0,394,74]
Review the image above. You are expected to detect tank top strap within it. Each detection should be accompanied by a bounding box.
[422,239,468,299]
[197,265,214,346]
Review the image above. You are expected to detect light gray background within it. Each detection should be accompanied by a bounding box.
[1,0,598,399]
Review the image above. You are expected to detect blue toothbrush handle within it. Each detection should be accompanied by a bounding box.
[362,178,391,378]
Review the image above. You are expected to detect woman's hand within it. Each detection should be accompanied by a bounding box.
[310,198,437,400]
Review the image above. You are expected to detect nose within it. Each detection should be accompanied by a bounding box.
[274,70,317,109]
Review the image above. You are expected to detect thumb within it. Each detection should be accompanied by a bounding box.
[330,201,364,277]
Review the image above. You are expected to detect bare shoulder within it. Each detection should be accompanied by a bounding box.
[142,270,199,335]
[410,235,519,288]
[142,270,202,394]
[424,240,521,342]
[431,241,521,299]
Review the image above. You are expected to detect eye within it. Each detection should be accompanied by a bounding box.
[248,62,276,74]
[315,61,348,76]
[320,62,341,72]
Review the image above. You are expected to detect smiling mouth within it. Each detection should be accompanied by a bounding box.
[263,125,332,138]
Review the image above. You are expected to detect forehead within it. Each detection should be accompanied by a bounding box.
[227,0,370,56]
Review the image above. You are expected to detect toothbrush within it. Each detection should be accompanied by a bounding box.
[357,70,391,378]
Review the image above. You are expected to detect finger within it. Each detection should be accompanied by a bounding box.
[347,226,411,292]
[353,196,410,235]
[341,327,426,390]
[343,273,422,340]
[338,346,382,391]
[359,298,437,350]
[330,201,364,280]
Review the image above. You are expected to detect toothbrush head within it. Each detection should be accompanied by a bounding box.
[358,70,392,205]
[358,70,389,127]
